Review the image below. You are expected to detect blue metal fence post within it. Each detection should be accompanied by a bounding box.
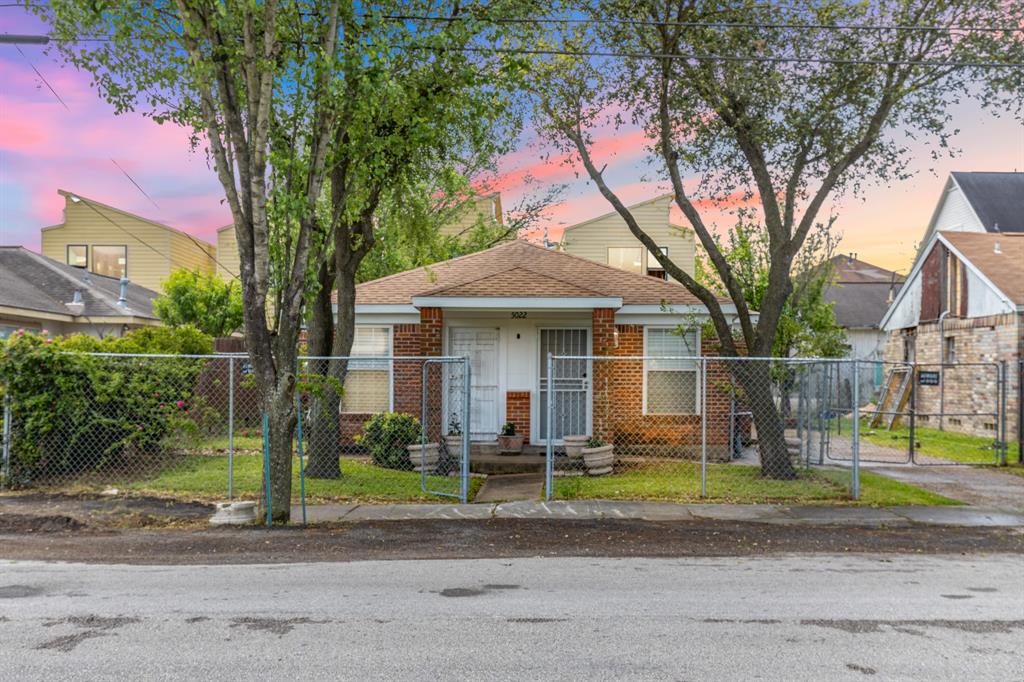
[462,357,471,503]
[545,352,554,501]
[700,358,708,498]
[295,395,307,526]
[851,359,861,500]
[262,413,272,527]
[227,356,234,500]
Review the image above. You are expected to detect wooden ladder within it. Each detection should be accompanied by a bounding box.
[870,368,912,430]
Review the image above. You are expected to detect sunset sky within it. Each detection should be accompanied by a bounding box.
[2,7,1023,275]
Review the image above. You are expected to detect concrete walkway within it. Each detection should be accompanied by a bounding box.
[292,499,1024,527]
[473,473,544,503]
[871,465,1024,511]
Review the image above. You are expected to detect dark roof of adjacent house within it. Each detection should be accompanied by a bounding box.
[828,255,906,284]
[824,255,904,329]
[950,172,1024,233]
[0,246,159,319]
[941,231,1024,305]
[355,239,713,306]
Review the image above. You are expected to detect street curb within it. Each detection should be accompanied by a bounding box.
[291,501,1024,527]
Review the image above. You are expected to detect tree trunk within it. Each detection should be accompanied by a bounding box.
[733,361,797,480]
[304,260,343,479]
[265,388,296,522]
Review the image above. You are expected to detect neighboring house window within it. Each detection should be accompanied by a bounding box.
[341,326,392,413]
[608,246,643,274]
[67,245,88,269]
[646,246,668,280]
[944,336,956,364]
[92,245,127,278]
[644,327,700,414]
[0,325,23,340]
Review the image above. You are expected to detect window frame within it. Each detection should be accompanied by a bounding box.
[943,335,956,364]
[642,325,702,416]
[91,244,128,279]
[66,244,88,269]
[607,246,644,274]
[340,325,393,414]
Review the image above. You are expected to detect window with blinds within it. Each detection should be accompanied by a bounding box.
[644,327,700,414]
[340,326,391,414]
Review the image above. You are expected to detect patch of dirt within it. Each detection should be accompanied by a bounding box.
[0,513,84,533]
[0,518,1021,565]
[0,492,213,530]
[36,615,140,653]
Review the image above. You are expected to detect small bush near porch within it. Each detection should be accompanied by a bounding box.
[554,463,959,506]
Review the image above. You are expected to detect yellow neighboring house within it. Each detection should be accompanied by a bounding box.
[438,192,504,239]
[559,194,696,281]
[40,190,217,293]
[215,224,240,282]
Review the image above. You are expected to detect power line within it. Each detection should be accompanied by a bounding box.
[367,12,1024,34]
[110,158,159,209]
[400,43,1024,68]
[13,44,69,109]
[6,32,1020,68]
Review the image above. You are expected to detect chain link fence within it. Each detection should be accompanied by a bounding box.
[0,352,472,504]
[543,355,1013,503]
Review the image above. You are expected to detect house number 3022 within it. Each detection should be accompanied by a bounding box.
[510,311,528,319]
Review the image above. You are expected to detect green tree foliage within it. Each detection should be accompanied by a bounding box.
[696,214,846,358]
[0,327,215,484]
[153,270,244,338]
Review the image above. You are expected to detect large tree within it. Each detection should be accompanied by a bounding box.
[532,0,1022,478]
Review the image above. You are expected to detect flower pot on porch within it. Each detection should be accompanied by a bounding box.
[581,444,614,476]
[443,435,463,455]
[563,435,589,459]
[407,443,440,473]
[497,434,525,454]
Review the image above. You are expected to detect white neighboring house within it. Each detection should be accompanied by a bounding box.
[918,171,1024,248]
[559,194,696,282]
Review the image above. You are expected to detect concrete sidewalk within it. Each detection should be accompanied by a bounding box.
[291,500,1024,527]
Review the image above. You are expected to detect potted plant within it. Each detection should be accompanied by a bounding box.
[407,441,441,473]
[563,434,589,459]
[581,437,614,475]
[444,415,463,454]
[497,421,524,454]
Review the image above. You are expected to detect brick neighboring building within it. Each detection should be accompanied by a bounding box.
[342,240,740,458]
[880,230,1023,442]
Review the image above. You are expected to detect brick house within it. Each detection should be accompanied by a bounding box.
[880,230,1023,441]
[344,240,739,458]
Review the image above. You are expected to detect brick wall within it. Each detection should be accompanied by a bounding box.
[883,312,1020,441]
[590,309,734,461]
[506,391,530,441]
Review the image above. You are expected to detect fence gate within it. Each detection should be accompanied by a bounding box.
[420,357,471,502]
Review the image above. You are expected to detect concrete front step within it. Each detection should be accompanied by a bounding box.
[470,453,547,475]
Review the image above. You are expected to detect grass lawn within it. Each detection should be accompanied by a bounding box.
[555,463,959,506]
[843,418,1020,466]
[114,455,482,504]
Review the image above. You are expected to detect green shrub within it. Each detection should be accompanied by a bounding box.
[0,327,214,483]
[357,412,423,471]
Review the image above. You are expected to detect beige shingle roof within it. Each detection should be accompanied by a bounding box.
[356,240,707,306]
[941,231,1024,305]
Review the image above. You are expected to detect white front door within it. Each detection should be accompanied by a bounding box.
[449,328,500,440]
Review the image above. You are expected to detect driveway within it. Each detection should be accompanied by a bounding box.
[870,466,1024,511]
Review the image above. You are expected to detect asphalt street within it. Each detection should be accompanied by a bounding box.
[1,554,1022,680]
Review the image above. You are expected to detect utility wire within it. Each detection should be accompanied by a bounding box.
[366,12,1024,34]
[399,43,1024,68]
[110,158,159,209]
[6,32,1021,67]
[13,44,69,109]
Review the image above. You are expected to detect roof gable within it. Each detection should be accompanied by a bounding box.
[950,172,1024,233]
[941,231,1024,306]
[561,194,673,235]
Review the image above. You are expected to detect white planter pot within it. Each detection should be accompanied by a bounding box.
[443,435,463,454]
[563,435,589,459]
[582,444,614,476]
[407,443,440,473]
[498,434,525,454]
